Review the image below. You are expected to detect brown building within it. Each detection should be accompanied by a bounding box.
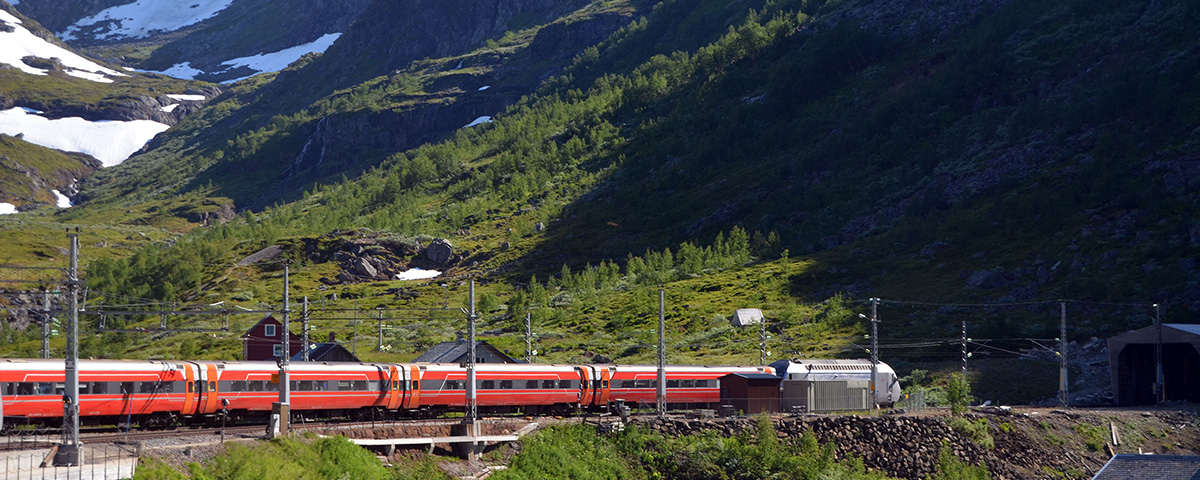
[719,372,781,414]
[241,315,305,361]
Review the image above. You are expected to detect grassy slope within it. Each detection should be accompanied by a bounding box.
[1,0,1197,403]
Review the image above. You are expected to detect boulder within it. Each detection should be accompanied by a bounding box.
[352,257,379,278]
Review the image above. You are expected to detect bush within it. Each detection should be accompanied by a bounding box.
[946,375,972,415]
[948,417,994,450]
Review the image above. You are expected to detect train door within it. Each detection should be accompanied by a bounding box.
[577,367,592,405]
[598,367,611,405]
[385,365,401,410]
[182,363,198,416]
[401,365,422,409]
[198,364,221,415]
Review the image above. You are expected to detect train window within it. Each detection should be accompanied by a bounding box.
[37,382,55,395]
[695,380,708,388]
[680,380,694,388]
[354,381,368,391]
[411,380,419,390]
[526,380,538,389]
[248,381,264,392]
[542,380,556,389]
[559,380,572,389]
[296,380,310,391]
[140,382,157,393]
[602,380,609,389]
[499,380,513,389]
[266,381,279,392]
[481,380,495,390]
[667,380,679,388]
[209,381,217,392]
[17,383,33,395]
[1,382,10,395]
[337,381,353,391]
[78,383,90,395]
[633,380,649,389]
[229,381,246,392]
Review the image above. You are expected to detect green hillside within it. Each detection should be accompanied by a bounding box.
[3,0,1199,376]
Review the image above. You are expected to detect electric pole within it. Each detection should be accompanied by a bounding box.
[657,288,666,419]
[280,261,291,408]
[870,298,880,409]
[55,232,81,466]
[466,280,478,423]
[1155,303,1163,404]
[961,320,968,383]
[525,312,533,363]
[1058,299,1068,407]
[301,297,309,362]
[759,312,768,366]
[377,307,384,352]
[41,291,50,359]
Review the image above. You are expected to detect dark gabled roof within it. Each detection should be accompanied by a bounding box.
[723,373,784,381]
[1093,454,1200,480]
[413,340,521,363]
[291,343,360,362]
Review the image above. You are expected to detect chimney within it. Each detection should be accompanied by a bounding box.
[327,332,336,343]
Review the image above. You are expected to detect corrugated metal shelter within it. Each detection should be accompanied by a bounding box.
[1092,454,1200,479]
[1108,324,1200,405]
[719,373,781,414]
[730,308,764,327]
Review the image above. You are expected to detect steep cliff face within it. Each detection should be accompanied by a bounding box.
[137,0,371,76]
[284,0,592,99]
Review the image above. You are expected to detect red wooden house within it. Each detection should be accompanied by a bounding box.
[242,315,306,361]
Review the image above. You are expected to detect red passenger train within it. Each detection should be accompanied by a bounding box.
[0,358,772,428]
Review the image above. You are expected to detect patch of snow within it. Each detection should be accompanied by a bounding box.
[51,190,71,208]
[478,86,490,91]
[463,116,493,128]
[143,34,341,82]
[0,10,125,83]
[60,0,235,41]
[396,268,441,281]
[140,62,206,80]
[0,203,17,215]
[0,108,170,167]
[216,33,341,84]
[20,107,43,114]
[63,69,115,83]
[6,0,17,5]
[166,94,206,101]
[161,103,179,113]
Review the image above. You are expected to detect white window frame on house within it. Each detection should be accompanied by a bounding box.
[265,324,276,337]
[273,344,284,357]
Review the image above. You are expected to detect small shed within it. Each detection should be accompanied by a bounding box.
[719,372,781,414]
[413,339,521,364]
[1107,324,1200,405]
[731,308,764,328]
[242,315,306,361]
[1092,454,1200,479]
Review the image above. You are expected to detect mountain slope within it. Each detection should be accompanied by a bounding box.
[5,0,1199,365]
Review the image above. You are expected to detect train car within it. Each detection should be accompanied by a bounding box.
[604,364,775,409]
[209,361,399,422]
[410,363,584,416]
[0,359,193,429]
[769,359,901,411]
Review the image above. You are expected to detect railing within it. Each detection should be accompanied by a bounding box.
[0,442,138,479]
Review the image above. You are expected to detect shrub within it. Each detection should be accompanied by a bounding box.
[948,417,994,450]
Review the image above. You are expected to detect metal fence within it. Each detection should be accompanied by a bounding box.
[1,442,137,480]
[897,390,928,413]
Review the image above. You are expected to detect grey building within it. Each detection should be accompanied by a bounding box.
[1107,324,1200,405]
[413,339,521,364]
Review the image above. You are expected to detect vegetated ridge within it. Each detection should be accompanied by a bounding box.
[1,0,1198,386]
